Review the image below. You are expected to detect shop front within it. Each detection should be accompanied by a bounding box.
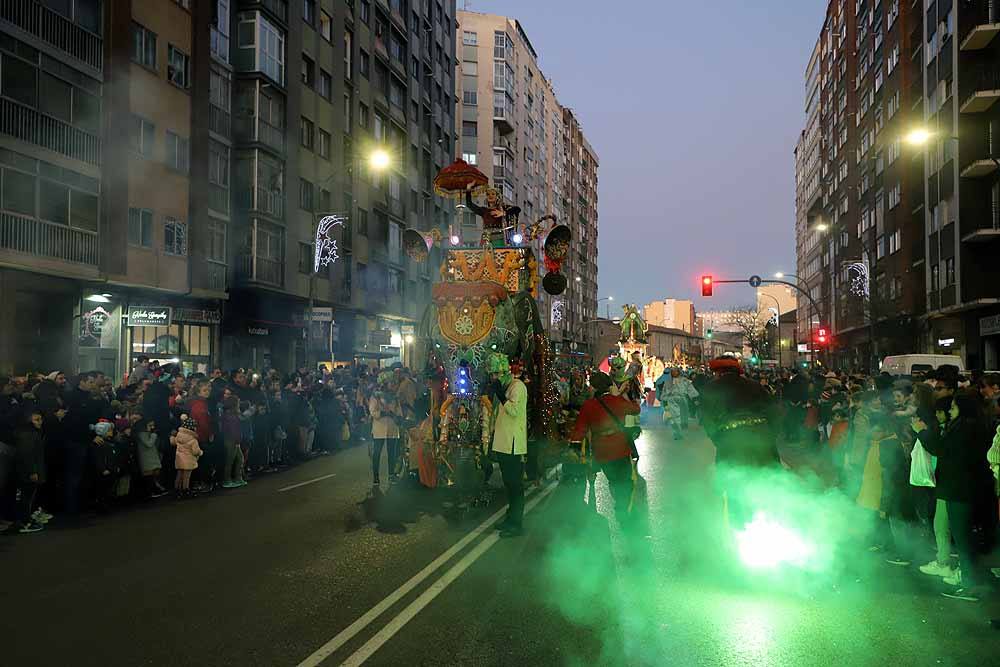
[978,313,1000,371]
[125,305,221,377]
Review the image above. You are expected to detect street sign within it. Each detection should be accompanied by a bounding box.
[304,307,334,322]
[748,275,762,288]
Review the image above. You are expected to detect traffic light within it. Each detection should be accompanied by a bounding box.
[701,275,714,297]
[815,328,828,345]
[750,355,759,365]
[706,328,714,339]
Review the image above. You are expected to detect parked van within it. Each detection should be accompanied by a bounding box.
[880,354,965,377]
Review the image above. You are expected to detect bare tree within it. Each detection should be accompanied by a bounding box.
[725,307,769,359]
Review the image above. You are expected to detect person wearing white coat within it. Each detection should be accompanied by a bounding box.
[489,355,528,537]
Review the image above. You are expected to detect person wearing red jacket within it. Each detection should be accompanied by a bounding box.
[570,371,640,523]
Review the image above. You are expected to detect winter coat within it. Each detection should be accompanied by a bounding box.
[171,427,203,470]
[135,430,162,475]
[491,378,528,456]
[188,398,215,444]
[14,426,46,485]
[918,417,993,504]
[221,412,241,444]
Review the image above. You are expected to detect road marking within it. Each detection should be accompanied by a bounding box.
[338,480,560,666]
[278,473,338,493]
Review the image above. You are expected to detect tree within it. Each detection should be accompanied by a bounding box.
[725,307,769,360]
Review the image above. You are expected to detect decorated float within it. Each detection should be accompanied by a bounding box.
[401,159,572,492]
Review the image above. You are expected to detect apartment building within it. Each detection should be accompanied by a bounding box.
[455,10,599,352]
[644,299,697,334]
[0,0,457,375]
[922,0,1000,369]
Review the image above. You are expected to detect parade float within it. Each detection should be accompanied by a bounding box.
[403,159,571,493]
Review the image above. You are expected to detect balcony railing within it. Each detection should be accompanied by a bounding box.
[960,0,999,50]
[960,66,1000,113]
[0,97,101,165]
[209,104,231,138]
[208,184,230,216]
[238,253,283,287]
[1,0,103,71]
[240,186,284,219]
[246,0,288,24]
[207,261,227,291]
[0,211,98,265]
[234,115,285,155]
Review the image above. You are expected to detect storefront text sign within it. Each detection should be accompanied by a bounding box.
[248,327,269,336]
[980,315,1000,337]
[128,306,172,327]
[175,308,222,324]
[304,307,334,322]
[369,329,392,346]
[80,307,110,347]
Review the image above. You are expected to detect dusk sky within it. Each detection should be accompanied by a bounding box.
[472,0,827,314]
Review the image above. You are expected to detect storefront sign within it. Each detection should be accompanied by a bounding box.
[304,307,334,322]
[797,344,809,353]
[401,324,415,335]
[938,338,956,347]
[980,314,1000,337]
[174,308,221,324]
[128,306,172,327]
[80,306,110,347]
[369,329,392,346]
[248,327,269,336]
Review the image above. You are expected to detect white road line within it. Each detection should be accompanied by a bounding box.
[278,473,338,493]
[338,480,560,666]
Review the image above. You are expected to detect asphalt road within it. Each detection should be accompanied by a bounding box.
[3,418,998,667]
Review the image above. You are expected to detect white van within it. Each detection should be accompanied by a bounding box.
[880,354,965,377]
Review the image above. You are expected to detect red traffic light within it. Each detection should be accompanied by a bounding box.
[816,328,828,345]
[701,275,714,297]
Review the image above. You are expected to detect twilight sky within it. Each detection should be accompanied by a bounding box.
[471,0,827,314]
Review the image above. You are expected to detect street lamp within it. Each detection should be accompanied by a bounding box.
[597,296,614,320]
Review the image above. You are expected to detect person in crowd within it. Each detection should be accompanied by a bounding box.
[90,419,118,512]
[220,396,246,489]
[134,417,167,499]
[127,356,152,387]
[14,409,47,534]
[569,370,641,531]
[917,396,957,579]
[488,353,528,538]
[369,372,402,486]
[656,367,699,440]
[171,415,203,498]
[63,372,108,516]
[914,389,996,601]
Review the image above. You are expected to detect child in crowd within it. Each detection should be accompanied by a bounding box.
[134,417,167,499]
[171,415,203,497]
[14,410,46,534]
[239,400,256,478]
[221,396,245,488]
[90,419,118,512]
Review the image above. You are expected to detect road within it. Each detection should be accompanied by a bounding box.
[3,418,998,667]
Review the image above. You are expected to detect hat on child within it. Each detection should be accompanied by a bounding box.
[91,419,114,438]
[180,414,198,431]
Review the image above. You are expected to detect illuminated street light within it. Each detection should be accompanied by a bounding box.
[904,128,932,146]
[369,149,391,171]
[404,335,414,344]
[815,223,829,232]
[774,272,785,279]
[575,276,582,283]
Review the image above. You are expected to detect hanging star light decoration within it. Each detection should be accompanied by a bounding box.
[314,214,346,273]
[551,299,566,326]
[847,260,870,298]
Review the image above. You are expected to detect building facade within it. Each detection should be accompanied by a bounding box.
[643,299,696,334]
[0,0,459,376]
[454,11,599,352]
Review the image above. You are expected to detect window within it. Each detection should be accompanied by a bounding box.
[211,0,231,62]
[167,45,190,88]
[359,102,370,129]
[389,78,404,108]
[462,152,477,165]
[165,131,190,172]
[358,208,368,236]
[463,31,478,46]
[877,234,886,259]
[889,229,901,254]
[945,258,955,286]
[320,10,333,41]
[209,141,229,187]
[360,49,370,78]
[888,183,901,209]
[303,0,315,26]
[318,69,332,99]
[344,31,353,77]
[344,91,352,132]
[164,218,187,255]
[462,121,477,137]
[298,242,314,274]
[411,56,420,78]
[319,188,331,212]
[462,60,478,76]
[130,116,155,157]
[239,13,286,85]
[360,0,370,24]
[931,264,940,291]
[302,54,315,86]
[300,117,314,150]
[318,129,331,159]
[207,218,226,263]
[128,208,154,248]
[132,23,157,68]
[299,178,314,210]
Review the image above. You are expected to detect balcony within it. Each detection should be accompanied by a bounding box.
[1,0,102,72]
[0,211,98,266]
[960,158,1000,178]
[209,104,231,138]
[493,109,514,136]
[960,67,1000,114]
[240,186,284,219]
[234,115,285,155]
[960,1,1000,50]
[244,0,288,25]
[961,198,1000,243]
[207,261,227,292]
[208,184,230,216]
[237,253,283,287]
[0,97,101,165]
